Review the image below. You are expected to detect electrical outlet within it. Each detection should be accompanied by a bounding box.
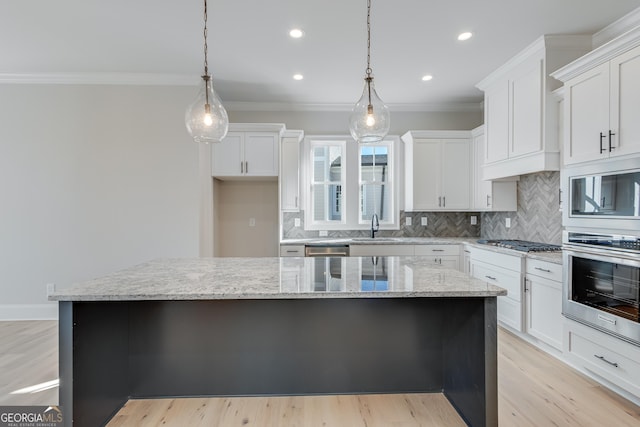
[421,217,428,226]
[405,217,412,226]
[319,230,328,237]
[46,283,55,296]
[249,218,256,227]
[505,218,511,228]
[294,218,301,227]
[470,216,477,225]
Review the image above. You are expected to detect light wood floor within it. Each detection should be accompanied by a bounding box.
[2,321,640,426]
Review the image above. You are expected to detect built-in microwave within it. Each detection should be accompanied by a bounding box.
[562,157,640,233]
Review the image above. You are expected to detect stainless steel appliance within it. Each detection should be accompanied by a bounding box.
[562,157,640,234]
[304,244,350,257]
[563,231,640,346]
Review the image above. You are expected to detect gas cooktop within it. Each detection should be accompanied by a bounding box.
[477,239,562,252]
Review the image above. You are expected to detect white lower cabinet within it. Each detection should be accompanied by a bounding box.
[414,244,460,270]
[469,247,524,332]
[349,245,414,257]
[279,245,305,257]
[525,258,563,350]
[564,319,640,399]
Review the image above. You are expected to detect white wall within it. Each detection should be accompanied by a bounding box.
[0,84,201,320]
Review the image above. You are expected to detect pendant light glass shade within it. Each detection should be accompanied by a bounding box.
[349,77,390,143]
[185,75,229,143]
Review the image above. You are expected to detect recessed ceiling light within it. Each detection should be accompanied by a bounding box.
[289,29,304,39]
[458,32,473,41]
[422,75,433,81]
[293,74,304,80]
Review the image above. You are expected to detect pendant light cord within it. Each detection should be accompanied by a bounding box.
[202,0,210,106]
[366,0,372,105]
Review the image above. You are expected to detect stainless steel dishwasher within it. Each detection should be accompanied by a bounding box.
[304,244,350,257]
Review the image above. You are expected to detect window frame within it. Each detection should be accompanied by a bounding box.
[303,135,400,231]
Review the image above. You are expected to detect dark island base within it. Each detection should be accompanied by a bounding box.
[59,297,497,426]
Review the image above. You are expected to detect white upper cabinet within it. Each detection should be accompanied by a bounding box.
[211,124,285,178]
[280,130,304,212]
[477,35,592,179]
[402,131,471,211]
[471,126,517,212]
[553,29,640,165]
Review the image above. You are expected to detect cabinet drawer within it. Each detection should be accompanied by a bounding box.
[471,261,522,301]
[526,258,562,281]
[565,320,640,397]
[469,247,522,271]
[414,244,460,256]
[280,245,305,257]
[349,245,414,256]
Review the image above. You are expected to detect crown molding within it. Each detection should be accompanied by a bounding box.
[0,72,196,86]
[551,25,640,82]
[0,72,482,113]
[593,6,640,48]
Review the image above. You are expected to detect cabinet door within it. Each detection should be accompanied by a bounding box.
[441,139,470,209]
[244,132,279,176]
[564,63,610,165]
[473,131,492,210]
[280,137,300,211]
[212,132,244,176]
[411,140,441,210]
[609,44,640,158]
[526,275,563,350]
[485,81,510,163]
[510,57,543,158]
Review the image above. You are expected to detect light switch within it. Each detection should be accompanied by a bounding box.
[249,218,256,227]
[470,216,477,225]
[421,217,428,226]
[505,218,511,228]
[405,217,412,226]
[294,218,301,227]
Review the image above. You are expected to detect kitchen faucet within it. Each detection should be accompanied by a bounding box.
[371,213,379,238]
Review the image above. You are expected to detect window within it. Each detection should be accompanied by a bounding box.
[310,141,346,224]
[359,143,392,223]
[304,136,399,231]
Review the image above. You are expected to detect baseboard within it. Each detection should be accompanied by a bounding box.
[0,304,58,321]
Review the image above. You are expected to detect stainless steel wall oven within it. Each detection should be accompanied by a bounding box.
[563,231,640,346]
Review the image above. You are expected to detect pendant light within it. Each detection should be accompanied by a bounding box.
[349,0,390,143]
[185,0,229,143]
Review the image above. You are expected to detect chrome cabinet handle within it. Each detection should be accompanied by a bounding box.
[485,275,496,281]
[240,162,244,173]
[245,161,248,173]
[438,196,442,207]
[600,132,606,153]
[534,267,551,273]
[594,354,619,368]
[442,196,446,207]
[432,249,445,252]
[486,194,491,207]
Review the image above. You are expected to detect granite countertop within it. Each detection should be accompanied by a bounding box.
[49,257,507,302]
[281,237,474,246]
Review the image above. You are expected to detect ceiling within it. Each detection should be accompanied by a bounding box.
[1,0,639,111]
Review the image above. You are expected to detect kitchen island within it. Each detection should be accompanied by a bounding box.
[50,257,506,426]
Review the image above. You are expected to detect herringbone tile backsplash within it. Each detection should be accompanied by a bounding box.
[282,211,481,239]
[282,171,562,244]
[481,171,562,245]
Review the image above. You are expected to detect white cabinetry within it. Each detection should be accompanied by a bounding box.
[279,245,305,257]
[525,258,563,350]
[402,131,471,211]
[564,318,640,400]
[476,35,591,179]
[471,126,517,211]
[552,29,640,165]
[349,245,414,257]
[469,246,524,331]
[212,124,285,178]
[280,130,304,211]
[414,244,460,270]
